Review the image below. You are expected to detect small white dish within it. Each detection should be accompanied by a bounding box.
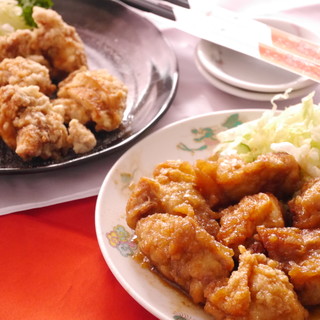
[195,17,319,94]
[195,54,318,101]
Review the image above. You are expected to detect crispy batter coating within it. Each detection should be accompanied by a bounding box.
[204,247,308,320]
[56,67,128,131]
[0,7,87,79]
[217,193,285,252]
[0,57,56,95]
[32,7,87,78]
[67,119,96,154]
[202,152,301,208]
[288,178,320,229]
[258,226,320,306]
[126,160,220,236]
[0,29,37,61]
[0,85,69,160]
[135,213,234,304]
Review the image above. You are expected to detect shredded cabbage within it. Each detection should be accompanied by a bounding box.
[214,92,320,178]
[0,0,29,35]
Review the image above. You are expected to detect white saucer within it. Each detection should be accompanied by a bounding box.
[195,54,318,101]
[195,17,319,95]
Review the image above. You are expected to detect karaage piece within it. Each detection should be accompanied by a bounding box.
[135,213,234,304]
[288,178,320,229]
[67,119,96,154]
[32,6,87,78]
[126,160,220,236]
[56,67,128,131]
[217,193,285,252]
[0,56,56,95]
[257,226,320,306]
[0,85,69,160]
[0,29,37,61]
[210,152,301,207]
[204,247,308,320]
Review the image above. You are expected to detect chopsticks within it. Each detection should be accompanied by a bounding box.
[118,0,176,20]
[117,0,320,83]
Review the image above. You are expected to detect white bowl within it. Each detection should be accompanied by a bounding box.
[195,17,319,93]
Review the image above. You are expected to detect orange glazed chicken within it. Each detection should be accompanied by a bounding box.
[135,213,234,304]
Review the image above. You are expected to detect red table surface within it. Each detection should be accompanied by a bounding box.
[0,196,157,320]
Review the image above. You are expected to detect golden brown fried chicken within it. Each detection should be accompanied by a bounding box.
[135,213,234,304]
[288,178,320,229]
[67,119,96,154]
[55,67,128,131]
[0,85,69,160]
[0,29,37,61]
[0,7,87,79]
[197,152,301,209]
[32,6,87,78]
[0,57,55,95]
[126,160,220,236]
[257,226,320,306]
[204,246,308,320]
[217,193,285,253]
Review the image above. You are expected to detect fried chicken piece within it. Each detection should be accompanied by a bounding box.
[135,213,234,304]
[126,160,220,236]
[0,29,37,61]
[0,7,87,79]
[288,178,320,229]
[32,6,87,79]
[0,57,56,95]
[67,119,96,154]
[257,226,320,306]
[217,193,285,253]
[52,98,91,124]
[55,67,128,131]
[0,85,69,160]
[216,152,301,203]
[204,246,308,320]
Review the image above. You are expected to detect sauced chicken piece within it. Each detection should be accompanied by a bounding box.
[0,85,69,160]
[32,6,87,79]
[55,67,128,131]
[204,246,308,320]
[0,57,56,95]
[126,177,164,229]
[217,193,285,253]
[126,160,220,236]
[200,152,301,208]
[257,226,320,306]
[288,178,320,229]
[67,119,96,154]
[135,213,234,304]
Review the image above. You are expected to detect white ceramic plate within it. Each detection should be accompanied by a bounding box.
[95,109,269,320]
[195,17,319,94]
[195,55,318,101]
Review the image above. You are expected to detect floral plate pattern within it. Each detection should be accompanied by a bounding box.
[95,109,267,320]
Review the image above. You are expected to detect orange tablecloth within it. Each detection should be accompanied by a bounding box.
[0,197,156,320]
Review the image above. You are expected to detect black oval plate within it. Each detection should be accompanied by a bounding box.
[0,0,178,173]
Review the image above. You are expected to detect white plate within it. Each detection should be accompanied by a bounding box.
[195,55,318,101]
[95,109,269,320]
[195,17,319,93]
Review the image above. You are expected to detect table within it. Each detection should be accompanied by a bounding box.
[1,1,320,319]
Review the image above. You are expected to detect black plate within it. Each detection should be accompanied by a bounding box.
[0,0,178,173]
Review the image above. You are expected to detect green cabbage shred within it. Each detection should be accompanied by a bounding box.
[214,92,320,178]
